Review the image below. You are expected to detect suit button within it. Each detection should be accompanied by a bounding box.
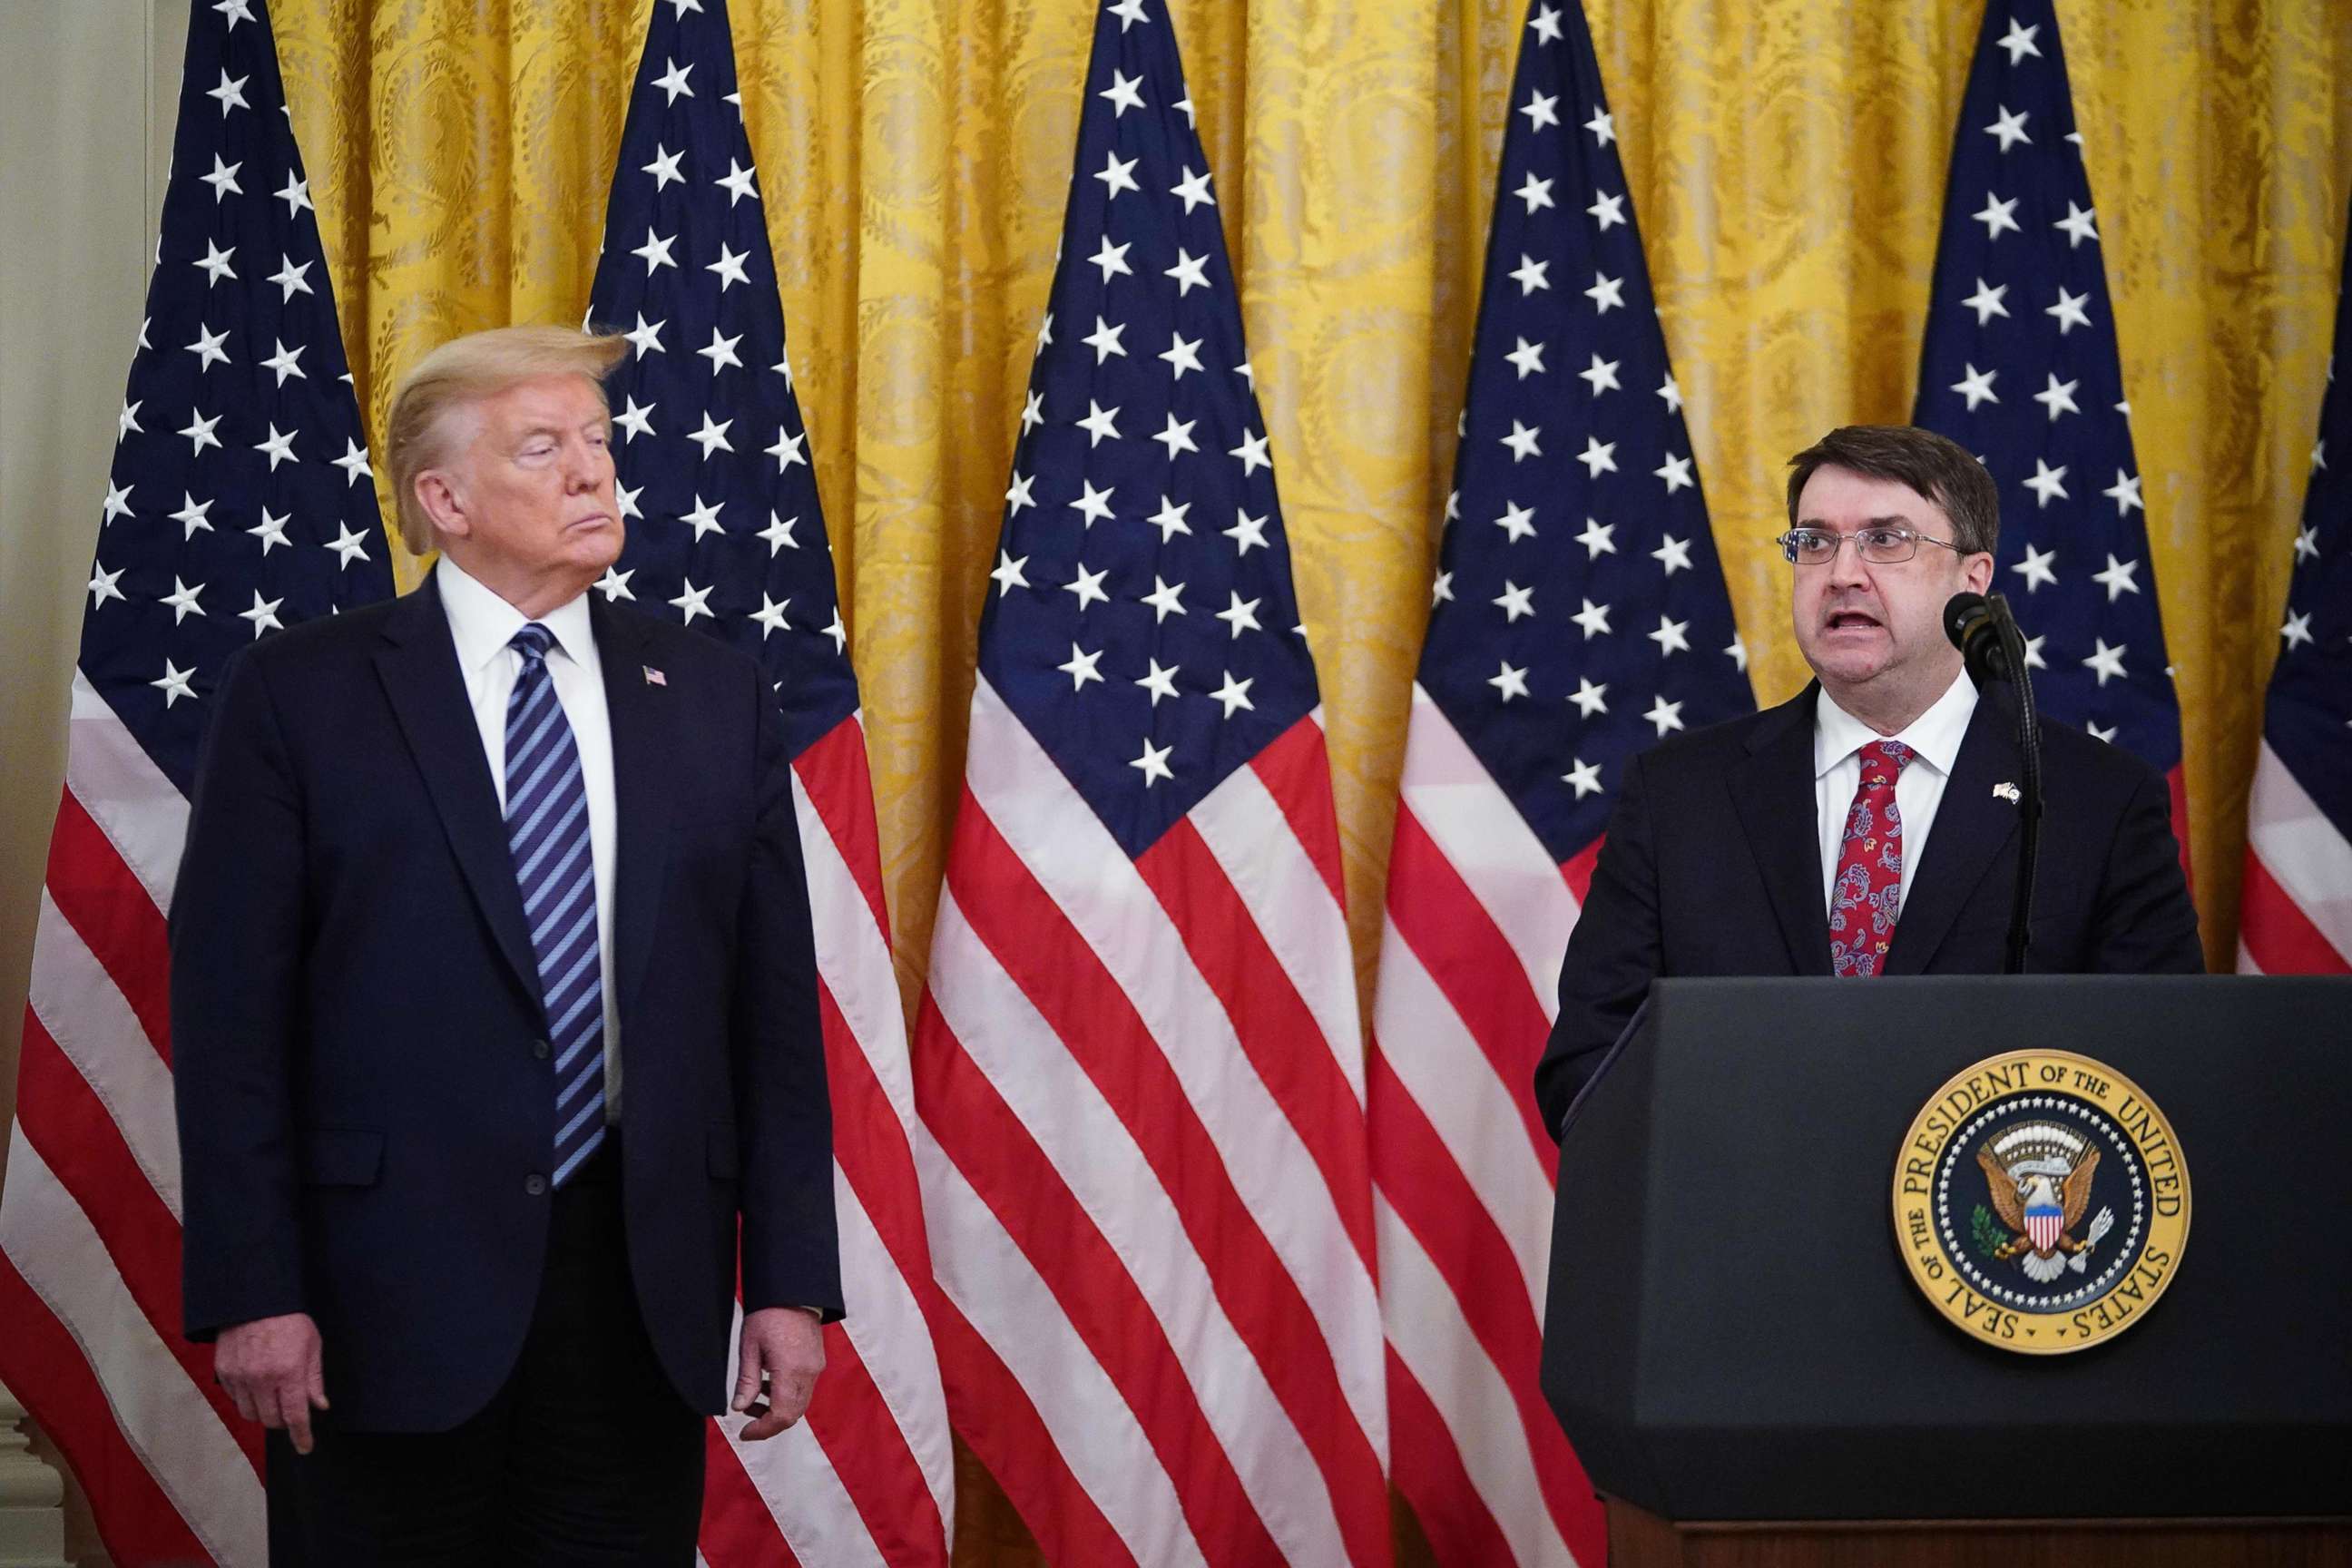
[524,1173,548,1197]
[532,1039,551,1061]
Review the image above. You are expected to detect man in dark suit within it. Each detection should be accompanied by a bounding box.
[1533,425,2202,1137]
[172,326,842,1563]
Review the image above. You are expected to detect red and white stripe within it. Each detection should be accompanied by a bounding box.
[0,679,953,1567]
[2238,739,2352,975]
[911,676,1390,1568]
[0,673,264,1567]
[1368,683,1603,1568]
[698,712,956,1567]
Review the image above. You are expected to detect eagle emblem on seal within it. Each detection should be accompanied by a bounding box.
[1975,1121,2116,1284]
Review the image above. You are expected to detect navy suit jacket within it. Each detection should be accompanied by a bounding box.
[1532,681,2204,1137]
[172,574,842,1431]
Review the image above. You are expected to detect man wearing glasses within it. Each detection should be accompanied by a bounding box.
[1532,425,2202,1137]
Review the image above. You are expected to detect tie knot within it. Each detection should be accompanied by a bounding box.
[1861,739,1914,784]
[511,623,557,665]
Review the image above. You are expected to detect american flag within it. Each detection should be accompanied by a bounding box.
[1911,0,2189,853]
[1366,4,1752,1564]
[2239,210,2351,976]
[0,1,394,1562]
[582,2,955,1562]
[906,0,1390,1563]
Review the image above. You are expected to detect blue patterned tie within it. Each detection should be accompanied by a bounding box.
[504,623,605,1187]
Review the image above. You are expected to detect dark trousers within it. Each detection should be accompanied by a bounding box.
[266,1141,705,1566]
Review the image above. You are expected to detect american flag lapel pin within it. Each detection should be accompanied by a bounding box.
[642,665,666,687]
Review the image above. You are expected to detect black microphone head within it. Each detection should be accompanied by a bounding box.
[1944,592,1991,652]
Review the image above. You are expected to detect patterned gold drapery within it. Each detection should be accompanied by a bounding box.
[271,0,2348,1559]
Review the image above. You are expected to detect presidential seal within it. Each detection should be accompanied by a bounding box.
[1891,1050,2189,1354]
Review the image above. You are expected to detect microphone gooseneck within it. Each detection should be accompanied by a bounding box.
[1991,593,2043,975]
[1943,591,2043,972]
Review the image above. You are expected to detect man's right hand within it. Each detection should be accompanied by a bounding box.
[214,1312,328,1454]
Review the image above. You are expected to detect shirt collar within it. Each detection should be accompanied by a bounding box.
[435,555,596,677]
[1814,667,1978,780]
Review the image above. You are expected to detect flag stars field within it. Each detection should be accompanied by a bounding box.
[1912,0,2185,799]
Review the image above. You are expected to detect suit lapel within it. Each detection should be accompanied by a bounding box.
[594,599,677,1022]
[1884,687,2022,975]
[1730,686,1833,975]
[374,575,542,1004]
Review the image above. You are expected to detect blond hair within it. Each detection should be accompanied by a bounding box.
[383,326,628,554]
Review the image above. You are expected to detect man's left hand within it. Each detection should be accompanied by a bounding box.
[732,1306,826,1440]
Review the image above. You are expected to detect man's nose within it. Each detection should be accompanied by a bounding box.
[563,438,603,491]
[1825,535,1873,589]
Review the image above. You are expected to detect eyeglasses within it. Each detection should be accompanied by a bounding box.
[1776,525,1970,566]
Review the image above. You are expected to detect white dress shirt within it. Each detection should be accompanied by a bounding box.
[437,556,623,1124]
[1814,668,1978,919]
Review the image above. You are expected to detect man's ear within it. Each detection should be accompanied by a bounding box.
[415,468,469,541]
[1964,551,1995,594]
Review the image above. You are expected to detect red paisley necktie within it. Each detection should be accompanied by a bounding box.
[1828,739,1914,977]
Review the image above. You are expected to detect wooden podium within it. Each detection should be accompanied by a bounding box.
[1605,1504,2352,1567]
[1541,977,2352,1567]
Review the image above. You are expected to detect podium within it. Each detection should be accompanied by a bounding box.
[1541,976,2352,1566]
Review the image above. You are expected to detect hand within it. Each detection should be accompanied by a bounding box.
[732,1306,825,1440]
[214,1312,328,1454]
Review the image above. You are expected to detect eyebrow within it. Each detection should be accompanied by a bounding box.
[1796,514,1916,529]
[514,416,612,443]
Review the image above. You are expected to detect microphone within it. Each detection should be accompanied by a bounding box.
[1944,591,2044,971]
[1945,592,2014,684]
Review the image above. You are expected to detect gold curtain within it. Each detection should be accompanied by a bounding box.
[271,0,2349,1560]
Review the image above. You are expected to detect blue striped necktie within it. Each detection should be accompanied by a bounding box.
[504,623,605,1187]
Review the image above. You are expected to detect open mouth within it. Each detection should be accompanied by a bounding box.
[1824,609,1883,632]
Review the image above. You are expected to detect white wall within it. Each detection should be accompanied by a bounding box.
[0,5,186,1558]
